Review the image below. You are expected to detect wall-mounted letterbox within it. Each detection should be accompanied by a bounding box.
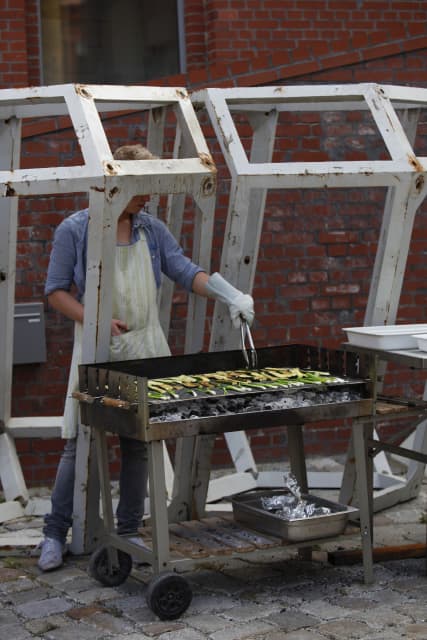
[13,302,47,364]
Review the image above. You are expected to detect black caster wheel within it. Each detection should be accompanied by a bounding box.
[88,545,132,587]
[146,571,192,620]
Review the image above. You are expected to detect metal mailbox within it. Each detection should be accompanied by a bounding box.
[13,302,47,364]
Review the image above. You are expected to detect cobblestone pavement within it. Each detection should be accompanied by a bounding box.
[0,461,426,640]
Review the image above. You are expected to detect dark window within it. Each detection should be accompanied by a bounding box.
[40,0,182,84]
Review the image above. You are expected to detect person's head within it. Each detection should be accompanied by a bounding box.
[113,144,158,216]
[113,144,158,161]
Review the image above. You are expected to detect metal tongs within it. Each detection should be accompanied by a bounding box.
[240,317,258,369]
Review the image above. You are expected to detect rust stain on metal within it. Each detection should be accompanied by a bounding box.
[407,153,424,173]
[108,186,119,199]
[199,152,217,173]
[90,186,105,193]
[75,84,93,100]
[201,175,216,196]
[175,88,187,100]
[415,175,425,193]
[5,183,16,196]
[104,161,118,175]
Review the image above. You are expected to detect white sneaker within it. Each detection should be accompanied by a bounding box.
[125,535,149,549]
[124,535,151,565]
[37,537,66,571]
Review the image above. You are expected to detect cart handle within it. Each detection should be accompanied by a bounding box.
[72,391,132,410]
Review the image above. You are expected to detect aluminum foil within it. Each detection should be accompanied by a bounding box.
[260,473,331,520]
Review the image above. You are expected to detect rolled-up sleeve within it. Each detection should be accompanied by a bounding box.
[153,218,204,291]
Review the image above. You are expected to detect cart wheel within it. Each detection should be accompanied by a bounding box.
[88,545,132,587]
[146,571,192,620]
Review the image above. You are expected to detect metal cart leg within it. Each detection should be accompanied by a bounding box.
[288,424,308,492]
[87,429,133,587]
[146,439,193,620]
[148,440,171,573]
[352,418,374,584]
[288,424,311,560]
[93,429,116,536]
[168,436,197,522]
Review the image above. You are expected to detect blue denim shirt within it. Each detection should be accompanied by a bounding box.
[45,209,204,299]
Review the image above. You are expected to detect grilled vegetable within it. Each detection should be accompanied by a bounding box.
[147,366,343,400]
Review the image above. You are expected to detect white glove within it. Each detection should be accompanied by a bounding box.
[205,272,255,328]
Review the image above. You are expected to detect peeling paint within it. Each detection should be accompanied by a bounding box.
[198,152,217,173]
[407,153,424,173]
[201,175,216,196]
[415,175,425,193]
[75,84,93,100]
[104,162,118,176]
[5,184,16,196]
[108,186,120,199]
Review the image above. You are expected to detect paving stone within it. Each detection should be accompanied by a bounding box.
[266,609,320,632]
[362,634,404,640]
[0,577,36,593]
[354,604,414,629]
[394,603,427,622]
[317,618,372,638]
[328,595,377,610]
[37,566,88,586]
[68,585,121,604]
[43,622,106,640]
[270,632,326,640]
[299,599,353,620]
[113,594,149,613]
[15,596,74,619]
[80,610,135,634]
[0,566,27,581]
[404,623,427,638]
[24,615,69,635]
[5,585,56,605]
[209,620,278,640]
[0,623,33,640]
[185,613,231,633]
[370,587,414,605]
[221,602,279,621]
[120,606,158,625]
[56,576,100,594]
[142,621,187,636]
[153,628,219,640]
[109,635,151,640]
[186,592,240,615]
[65,604,106,620]
[0,464,426,640]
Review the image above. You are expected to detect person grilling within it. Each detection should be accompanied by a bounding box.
[38,143,255,571]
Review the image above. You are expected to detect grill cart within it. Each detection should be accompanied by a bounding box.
[75,344,375,620]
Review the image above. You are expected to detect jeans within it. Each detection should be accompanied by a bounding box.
[43,436,148,545]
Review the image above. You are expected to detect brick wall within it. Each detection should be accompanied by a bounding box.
[1,1,427,485]
[199,0,426,68]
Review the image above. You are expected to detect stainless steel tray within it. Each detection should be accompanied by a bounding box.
[232,489,358,542]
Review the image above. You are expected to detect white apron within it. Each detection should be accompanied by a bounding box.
[62,231,171,438]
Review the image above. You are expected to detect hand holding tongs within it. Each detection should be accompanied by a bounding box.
[240,317,258,369]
